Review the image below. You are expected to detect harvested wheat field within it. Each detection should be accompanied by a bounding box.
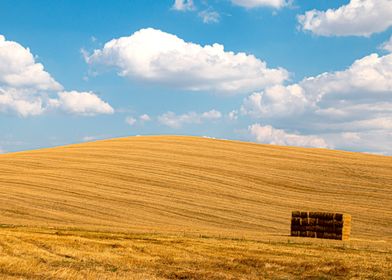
[0,226,391,280]
[0,135,391,279]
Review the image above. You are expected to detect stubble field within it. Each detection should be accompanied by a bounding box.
[0,136,391,279]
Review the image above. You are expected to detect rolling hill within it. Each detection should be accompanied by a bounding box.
[0,135,391,241]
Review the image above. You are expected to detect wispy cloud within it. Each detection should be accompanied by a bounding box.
[380,35,392,52]
[172,0,195,11]
[231,0,288,9]
[198,9,220,24]
[158,110,222,128]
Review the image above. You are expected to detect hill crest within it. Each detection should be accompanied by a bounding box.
[0,135,391,240]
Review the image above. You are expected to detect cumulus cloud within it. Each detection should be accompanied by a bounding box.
[139,114,151,122]
[298,0,392,37]
[125,114,151,126]
[51,91,114,116]
[0,35,113,117]
[172,0,195,11]
[228,110,239,120]
[0,88,46,117]
[85,28,288,94]
[231,0,288,9]
[324,130,392,155]
[241,85,308,118]
[125,116,137,126]
[341,132,361,142]
[242,53,392,119]
[380,35,392,52]
[201,109,222,119]
[0,35,62,91]
[320,117,392,132]
[158,109,222,128]
[198,10,220,24]
[0,35,61,116]
[83,136,94,142]
[242,51,392,154]
[305,54,392,96]
[249,124,330,148]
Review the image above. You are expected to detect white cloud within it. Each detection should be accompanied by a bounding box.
[228,110,239,120]
[82,136,98,142]
[82,135,112,142]
[241,51,392,154]
[341,132,361,141]
[85,28,288,94]
[201,109,222,119]
[125,114,151,126]
[198,10,220,24]
[139,114,151,122]
[0,35,60,117]
[231,0,288,9]
[0,35,114,117]
[0,35,62,91]
[158,109,222,128]
[298,0,392,37]
[52,91,114,116]
[328,117,392,132]
[380,35,392,52]
[325,130,392,155]
[0,88,46,117]
[242,53,392,119]
[241,84,308,118]
[249,124,330,148]
[125,116,137,126]
[159,112,195,128]
[301,53,392,106]
[172,0,195,11]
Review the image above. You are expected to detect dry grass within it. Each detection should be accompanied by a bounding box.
[0,135,391,278]
[0,135,391,239]
[0,226,391,280]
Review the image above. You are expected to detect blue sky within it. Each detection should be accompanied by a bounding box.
[1,0,392,155]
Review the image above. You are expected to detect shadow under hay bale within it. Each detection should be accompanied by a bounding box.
[290,211,351,241]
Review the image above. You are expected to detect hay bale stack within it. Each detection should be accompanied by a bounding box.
[291,211,351,240]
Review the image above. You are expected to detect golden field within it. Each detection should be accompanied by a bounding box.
[0,226,391,279]
[0,135,391,279]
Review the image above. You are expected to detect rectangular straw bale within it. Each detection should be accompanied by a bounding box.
[292,225,343,233]
[343,214,352,223]
[322,232,336,239]
[317,219,343,227]
[290,230,300,236]
[291,217,301,226]
[334,213,344,221]
[292,211,309,218]
[291,211,351,240]
[291,217,316,226]
[292,211,301,218]
[292,211,308,218]
[308,212,335,220]
[299,218,318,226]
[336,234,343,240]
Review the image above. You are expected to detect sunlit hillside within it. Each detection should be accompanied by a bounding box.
[0,136,391,241]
